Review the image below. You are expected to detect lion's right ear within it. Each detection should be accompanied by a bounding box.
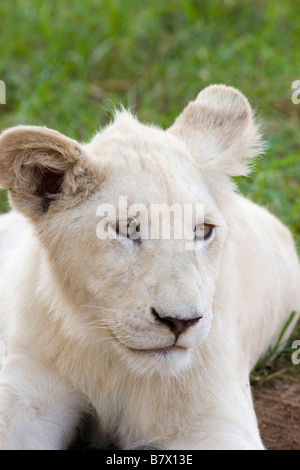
[0,126,95,220]
[168,85,263,176]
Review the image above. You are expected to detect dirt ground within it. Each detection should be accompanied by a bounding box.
[252,378,300,450]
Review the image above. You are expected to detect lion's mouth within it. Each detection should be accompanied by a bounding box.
[123,344,186,356]
[109,330,187,356]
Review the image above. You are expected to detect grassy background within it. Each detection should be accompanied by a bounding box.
[0,0,299,378]
[0,0,299,247]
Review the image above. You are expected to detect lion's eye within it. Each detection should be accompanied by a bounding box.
[115,218,141,242]
[194,224,214,241]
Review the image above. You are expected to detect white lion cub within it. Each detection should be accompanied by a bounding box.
[0,85,299,450]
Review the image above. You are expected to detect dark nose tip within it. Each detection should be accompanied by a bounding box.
[151,307,202,338]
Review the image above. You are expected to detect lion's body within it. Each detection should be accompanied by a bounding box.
[0,85,299,449]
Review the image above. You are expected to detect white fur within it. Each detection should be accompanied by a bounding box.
[0,85,299,450]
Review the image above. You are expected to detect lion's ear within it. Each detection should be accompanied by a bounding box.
[0,126,94,219]
[168,84,263,176]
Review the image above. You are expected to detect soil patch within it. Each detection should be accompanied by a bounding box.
[252,378,300,450]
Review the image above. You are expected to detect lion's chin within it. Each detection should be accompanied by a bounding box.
[116,343,194,378]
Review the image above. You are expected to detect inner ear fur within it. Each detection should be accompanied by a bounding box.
[0,125,93,218]
[168,84,263,176]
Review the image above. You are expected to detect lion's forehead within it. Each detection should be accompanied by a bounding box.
[84,113,221,216]
[93,153,212,209]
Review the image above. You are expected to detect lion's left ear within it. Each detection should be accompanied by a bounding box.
[168,84,263,176]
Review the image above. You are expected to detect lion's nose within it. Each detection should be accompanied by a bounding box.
[151,307,202,338]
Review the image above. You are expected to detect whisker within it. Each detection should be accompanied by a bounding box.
[82,320,120,327]
[96,341,123,360]
[78,304,123,316]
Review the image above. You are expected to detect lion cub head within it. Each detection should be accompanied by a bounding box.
[0,85,262,375]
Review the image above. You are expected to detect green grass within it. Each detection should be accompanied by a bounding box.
[0,0,299,378]
[251,312,300,383]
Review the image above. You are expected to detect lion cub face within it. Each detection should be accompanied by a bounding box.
[63,115,227,374]
[0,85,261,375]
